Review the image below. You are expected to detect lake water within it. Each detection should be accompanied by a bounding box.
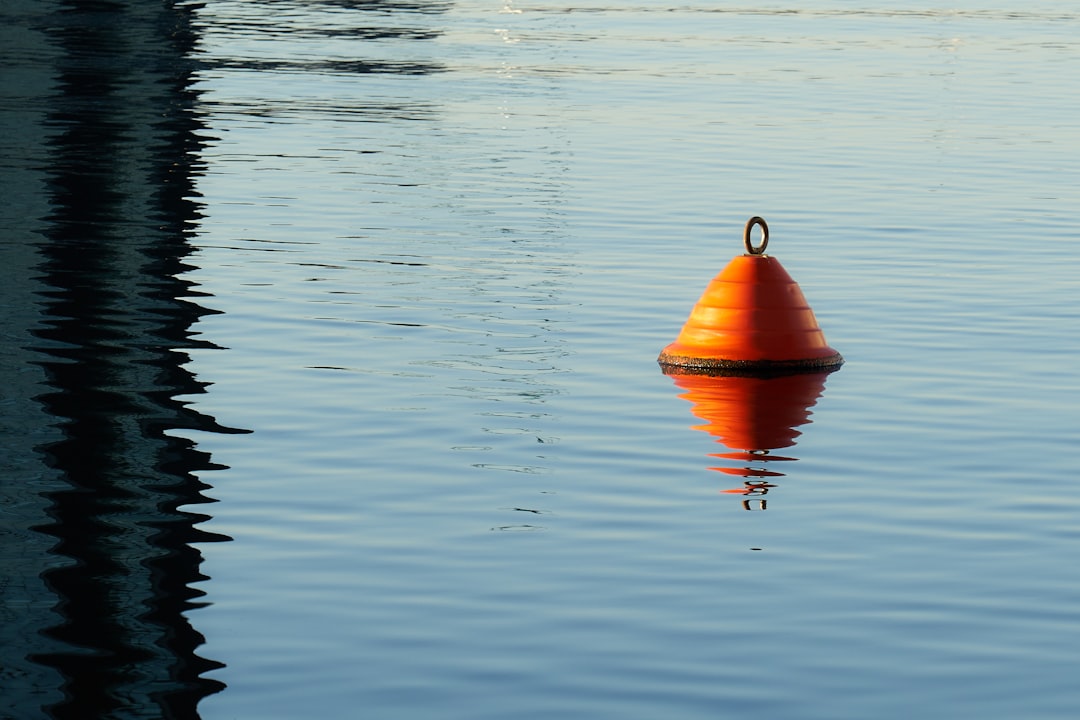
[3,1,1080,718]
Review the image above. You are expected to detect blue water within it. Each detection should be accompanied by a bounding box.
[3,1,1080,718]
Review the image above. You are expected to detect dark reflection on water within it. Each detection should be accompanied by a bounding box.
[665,369,836,511]
[190,0,449,123]
[194,0,450,76]
[0,1,244,717]
[210,58,443,74]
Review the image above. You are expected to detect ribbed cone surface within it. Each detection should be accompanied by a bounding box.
[668,370,831,453]
[658,254,842,372]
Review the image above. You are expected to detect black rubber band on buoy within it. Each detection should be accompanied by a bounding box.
[743,216,769,255]
[657,350,844,377]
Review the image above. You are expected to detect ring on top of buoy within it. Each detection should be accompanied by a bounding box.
[658,216,843,376]
[743,216,768,255]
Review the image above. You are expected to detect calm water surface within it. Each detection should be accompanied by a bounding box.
[4,1,1080,718]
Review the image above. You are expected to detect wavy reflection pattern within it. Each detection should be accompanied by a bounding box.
[667,369,836,510]
[1,0,246,717]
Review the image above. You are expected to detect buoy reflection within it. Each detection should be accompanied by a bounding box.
[664,367,838,509]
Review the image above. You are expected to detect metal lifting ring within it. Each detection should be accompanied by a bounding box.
[743,216,769,255]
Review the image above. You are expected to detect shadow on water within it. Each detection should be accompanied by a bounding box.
[664,369,837,511]
[0,0,245,717]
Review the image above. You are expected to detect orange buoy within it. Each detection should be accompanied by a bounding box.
[658,216,843,374]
